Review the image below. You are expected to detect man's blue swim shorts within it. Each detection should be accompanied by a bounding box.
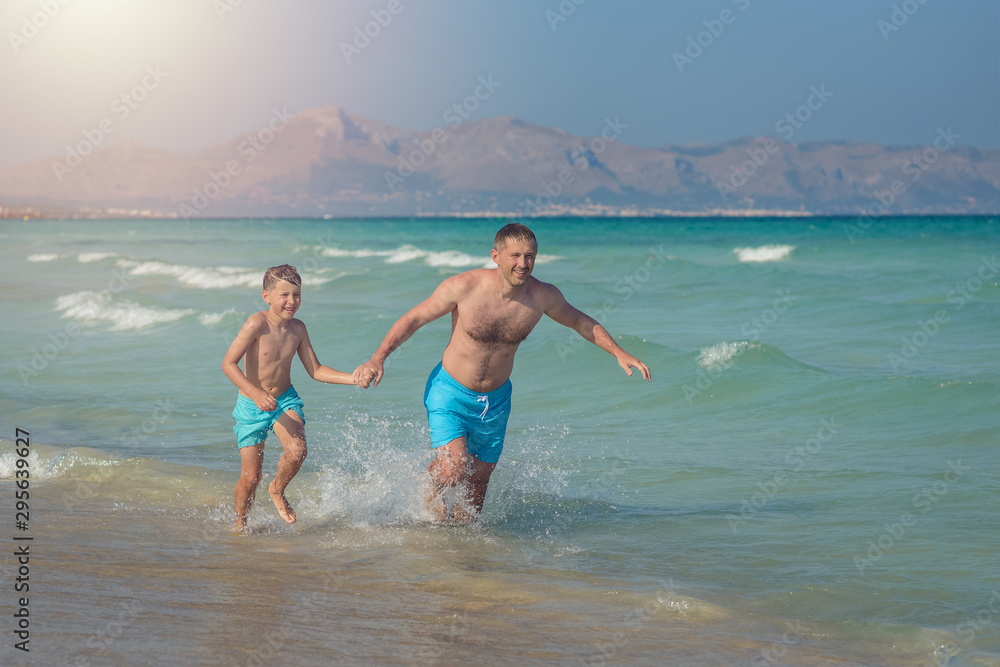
[232,385,305,449]
[423,362,512,465]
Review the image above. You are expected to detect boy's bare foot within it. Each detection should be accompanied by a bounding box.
[232,516,248,532]
[268,481,296,524]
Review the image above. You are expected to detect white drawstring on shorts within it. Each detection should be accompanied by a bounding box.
[476,395,489,420]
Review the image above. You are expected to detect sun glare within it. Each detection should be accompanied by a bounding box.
[12,1,204,98]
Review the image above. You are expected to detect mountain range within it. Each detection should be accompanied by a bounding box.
[1,105,997,218]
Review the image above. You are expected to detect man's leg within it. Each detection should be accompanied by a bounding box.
[269,410,307,524]
[426,438,497,522]
[234,443,264,531]
[465,456,497,517]
[426,437,473,522]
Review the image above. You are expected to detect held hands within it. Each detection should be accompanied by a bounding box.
[618,353,652,382]
[352,361,383,389]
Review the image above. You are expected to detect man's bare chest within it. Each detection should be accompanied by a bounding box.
[462,300,541,347]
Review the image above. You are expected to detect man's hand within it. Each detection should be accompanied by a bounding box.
[352,361,384,389]
[617,353,651,381]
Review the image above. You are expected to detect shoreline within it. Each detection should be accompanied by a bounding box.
[0,439,957,667]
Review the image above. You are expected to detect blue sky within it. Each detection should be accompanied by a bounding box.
[1,0,997,169]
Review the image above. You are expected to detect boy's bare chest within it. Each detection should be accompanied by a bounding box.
[256,329,301,362]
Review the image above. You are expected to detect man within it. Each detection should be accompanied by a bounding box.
[353,223,651,521]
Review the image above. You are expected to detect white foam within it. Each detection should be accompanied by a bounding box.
[0,451,50,480]
[733,244,794,263]
[27,253,59,262]
[198,309,237,327]
[78,252,118,263]
[55,291,197,331]
[697,341,754,368]
[116,260,330,289]
[318,244,561,269]
[316,243,484,267]
[423,250,485,268]
[0,446,129,484]
[308,459,435,526]
[117,260,261,289]
[317,246,388,259]
[384,244,430,264]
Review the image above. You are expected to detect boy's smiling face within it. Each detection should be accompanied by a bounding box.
[262,279,301,321]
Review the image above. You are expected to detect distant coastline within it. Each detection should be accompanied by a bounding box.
[1,107,997,221]
[3,202,996,222]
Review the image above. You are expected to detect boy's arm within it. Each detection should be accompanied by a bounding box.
[352,275,463,388]
[222,314,278,411]
[297,324,355,385]
[543,284,652,381]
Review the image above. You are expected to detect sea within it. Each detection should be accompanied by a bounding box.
[0,216,997,667]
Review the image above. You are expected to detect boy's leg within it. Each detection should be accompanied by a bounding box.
[234,443,264,531]
[269,410,307,524]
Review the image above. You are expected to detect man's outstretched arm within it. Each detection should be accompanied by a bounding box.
[544,285,652,381]
[352,277,463,388]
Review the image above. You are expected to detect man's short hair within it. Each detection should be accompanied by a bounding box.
[263,264,301,291]
[494,223,537,252]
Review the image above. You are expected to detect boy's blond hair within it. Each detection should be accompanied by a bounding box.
[263,264,301,291]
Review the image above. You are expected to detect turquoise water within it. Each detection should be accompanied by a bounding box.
[1,217,998,666]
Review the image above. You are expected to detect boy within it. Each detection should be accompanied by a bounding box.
[223,264,355,531]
